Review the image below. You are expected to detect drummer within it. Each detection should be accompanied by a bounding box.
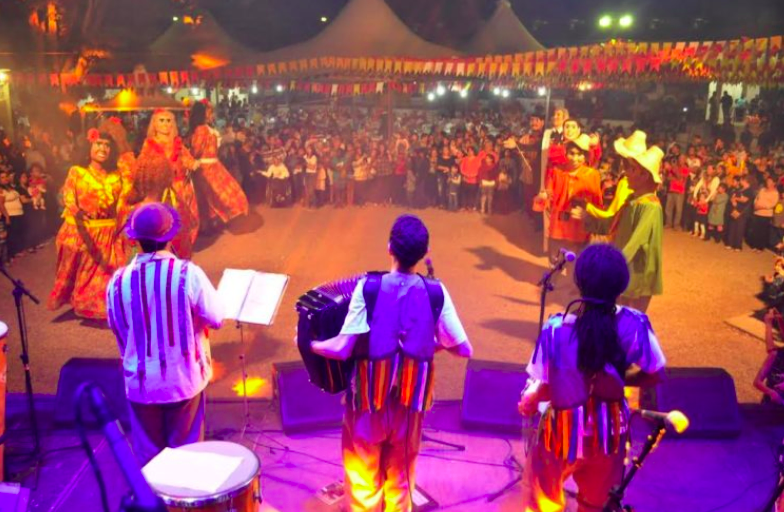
[106,203,224,464]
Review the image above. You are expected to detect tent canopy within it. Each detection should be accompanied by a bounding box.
[83,89,187,112]
[145,9,253,71]
[465,0,544,55]
[254,0,460,63]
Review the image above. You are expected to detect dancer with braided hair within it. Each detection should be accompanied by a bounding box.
[519,244,666,512]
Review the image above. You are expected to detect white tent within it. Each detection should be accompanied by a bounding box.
[465,0,544,55]
[254,0,460,63]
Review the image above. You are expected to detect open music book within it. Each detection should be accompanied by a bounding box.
[217,269,289,326]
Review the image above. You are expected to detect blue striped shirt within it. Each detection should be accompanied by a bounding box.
[107,251,224,404]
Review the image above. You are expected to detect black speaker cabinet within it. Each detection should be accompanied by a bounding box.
[273,361,344,434]
[640,367,741,438]
[54,358,129,426]
[461,359,528,434]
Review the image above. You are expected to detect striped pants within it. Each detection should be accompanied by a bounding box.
[342,400,423,512]
[522,436,626,512]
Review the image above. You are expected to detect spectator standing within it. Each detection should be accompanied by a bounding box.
[748,176,779,252]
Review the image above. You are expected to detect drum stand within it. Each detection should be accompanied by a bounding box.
[0,265,42,476]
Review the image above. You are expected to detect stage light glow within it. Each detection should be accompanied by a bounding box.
[537,86,547,96]
[436,84,446,96]
[501,89,510,98]
[190,87,199,95]
[427,92,436,102]
[251,84,258,94]
[166,86,173,94]
[232,377,269,398]
[492,87,501,96]
[459,89,468,99]
[172,16,179,22]
[0,71,9,84]
[619,14,634,28]
[598,15,613,28]
[275,84,284,92]
[320,16,328,23]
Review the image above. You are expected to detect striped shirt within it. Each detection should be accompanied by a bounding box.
[107,251,224,404]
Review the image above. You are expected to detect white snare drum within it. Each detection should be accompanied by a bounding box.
[148,441,261,512]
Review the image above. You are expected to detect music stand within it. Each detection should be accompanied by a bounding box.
[217,269,288,438]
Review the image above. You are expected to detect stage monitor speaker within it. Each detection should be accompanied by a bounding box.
[461,359,528,434]
[273,361,344,434]
[54,358,129,426]
[640,367,741,439]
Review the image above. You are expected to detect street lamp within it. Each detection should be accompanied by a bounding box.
[598,15,613,28]
[427,92,436,102]
[275,84,284,93]
[492,87,501,96]
[251,85,258,94]
[459,89,468,99]
[619,14,634,28]
[436,84,446,96]
[501,89,510,98]
[172,16,179,22]
[320,16,328,23]
[537,86,547,97]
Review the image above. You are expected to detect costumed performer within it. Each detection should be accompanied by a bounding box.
[139,109,200,259]
[188,100,248,227]
[48,128,127,319]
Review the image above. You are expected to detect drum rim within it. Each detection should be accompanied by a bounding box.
[156,452,260,507]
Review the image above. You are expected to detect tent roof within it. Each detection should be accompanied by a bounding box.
[255,0,460,63]
[83,90,187,112]
[145,9,253,70]
[465,0,544,55]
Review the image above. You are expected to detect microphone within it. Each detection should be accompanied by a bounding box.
[637,409,690,434]
[559,248,577,263]
[82,383,167,512]
[425,257,435,279]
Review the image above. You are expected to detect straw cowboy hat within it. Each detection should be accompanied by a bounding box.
[614,130,648,159]
[630,146,665,184]
[125,202,181,242]
[566,133,592,153]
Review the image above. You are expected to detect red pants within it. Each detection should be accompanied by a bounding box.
[342,400,424,512]
[522,437,626,512]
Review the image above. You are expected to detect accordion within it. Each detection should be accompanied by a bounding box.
[295,275,363,394]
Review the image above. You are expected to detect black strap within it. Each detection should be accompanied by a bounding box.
[362,272,444,325]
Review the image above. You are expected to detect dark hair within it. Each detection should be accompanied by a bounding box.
[81,131,119,171]
[128,152,174,205]
[389,214,429,270]
[189,101,208,135]
[139,239,168,253]
[572,244,630,378]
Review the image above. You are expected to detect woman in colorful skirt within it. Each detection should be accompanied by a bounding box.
[138,109,200,259]
[188,100,248,227]
[519,244,666,512]
[48,129,127,319]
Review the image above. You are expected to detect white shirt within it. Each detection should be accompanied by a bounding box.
[107,251,224,404]
[263,163,290,180]
[339,276,468,349]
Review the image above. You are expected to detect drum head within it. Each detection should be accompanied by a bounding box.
[148,441,259,506]
[0,322,7,339]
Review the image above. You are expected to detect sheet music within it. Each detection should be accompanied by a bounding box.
[217,268,288,326]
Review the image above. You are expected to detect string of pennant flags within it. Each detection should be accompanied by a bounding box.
[8,35,784,91]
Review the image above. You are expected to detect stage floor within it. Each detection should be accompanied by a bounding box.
[0,204,773,403]
[6,394,783,512]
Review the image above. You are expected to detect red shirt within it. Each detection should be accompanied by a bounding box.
[668,166,689,194]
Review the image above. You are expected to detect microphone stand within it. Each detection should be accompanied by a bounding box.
[603,423,667,512]
[0,263,42,463]
[532,253,570,362]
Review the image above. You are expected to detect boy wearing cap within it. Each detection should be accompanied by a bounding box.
[612,133,665,313]
[106,202,224,464]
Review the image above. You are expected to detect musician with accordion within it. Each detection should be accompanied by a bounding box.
[308,214,474,512]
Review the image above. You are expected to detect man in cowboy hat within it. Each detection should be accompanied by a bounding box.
[612,132,665,312]
[106,202,224,464]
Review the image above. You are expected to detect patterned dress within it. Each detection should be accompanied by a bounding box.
[138,138,199,259]
[48,165,126,319]
[190,125,248,223]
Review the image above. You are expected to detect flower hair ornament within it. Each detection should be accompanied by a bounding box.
[109,116,122,125]
[87,128,100,143]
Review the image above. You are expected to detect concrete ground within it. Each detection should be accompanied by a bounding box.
[0,203,779,511]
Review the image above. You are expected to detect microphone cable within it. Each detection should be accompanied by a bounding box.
[75,382,111,512]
